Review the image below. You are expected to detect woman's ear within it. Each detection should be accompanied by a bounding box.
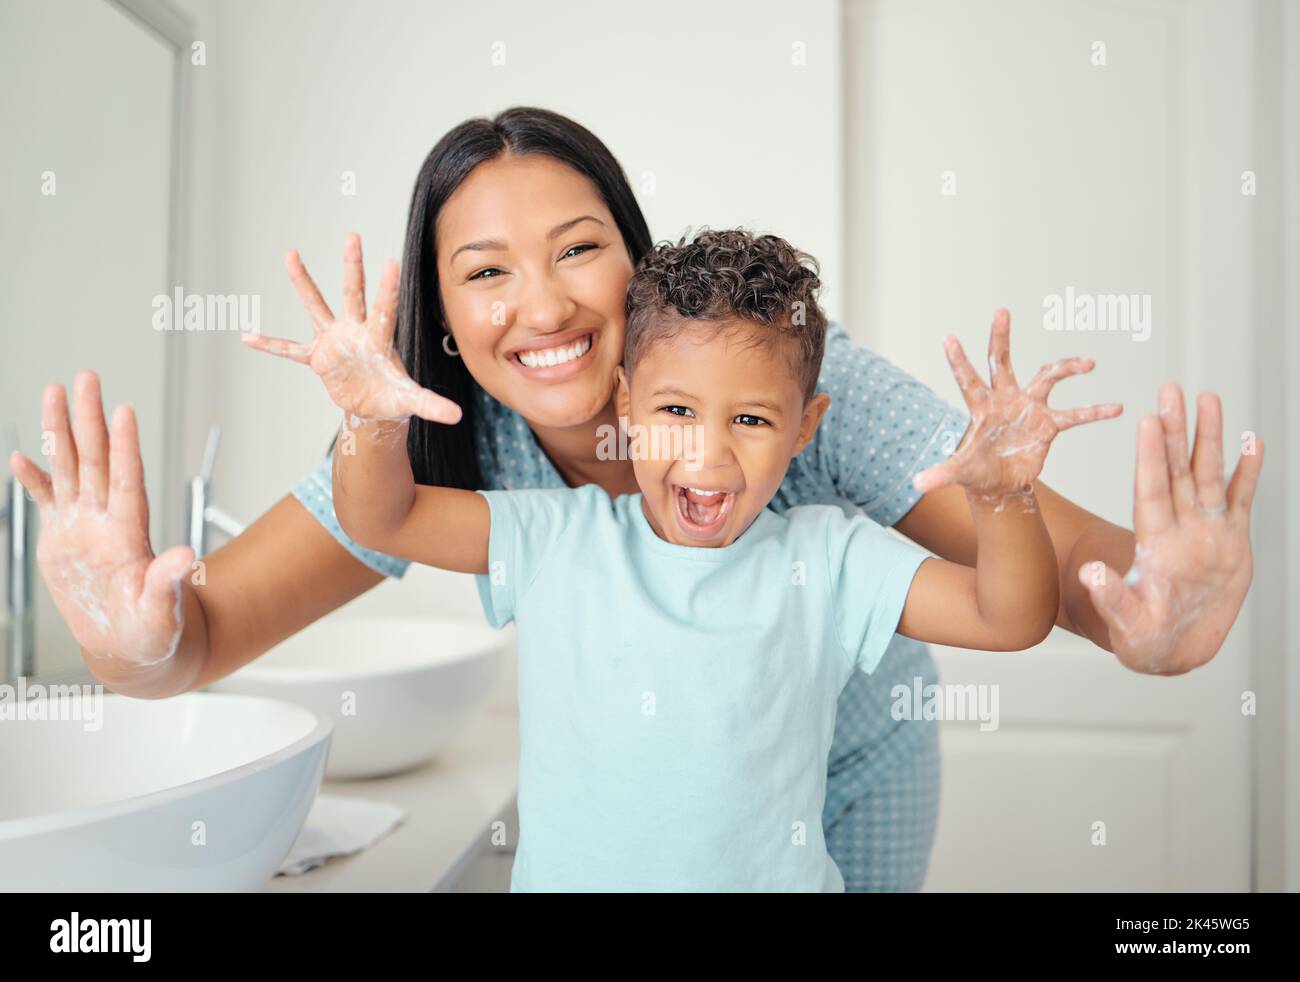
[793,392,831,456]
[614,365,631,420]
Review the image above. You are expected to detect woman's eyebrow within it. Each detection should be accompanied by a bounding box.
[548,215,605,239]
[449,237,507,263]
[449,216,606,264]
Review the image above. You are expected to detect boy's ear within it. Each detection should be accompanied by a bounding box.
[792,393,831,457]
[614,365,631,419]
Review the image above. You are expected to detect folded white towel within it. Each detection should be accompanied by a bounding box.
[277,794,407,876]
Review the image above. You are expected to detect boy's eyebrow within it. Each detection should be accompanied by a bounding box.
[449,216,606,264]
[648,387,786,415]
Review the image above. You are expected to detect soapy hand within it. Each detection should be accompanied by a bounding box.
[913,309,1123,503]
[1077,385,1262,675]
[8,374,195,668]
[242,233,462,426]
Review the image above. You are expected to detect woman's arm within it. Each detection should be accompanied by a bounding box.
[7,373,388,699]
[896,476,1125,644]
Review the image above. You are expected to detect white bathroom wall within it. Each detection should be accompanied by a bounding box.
[843,0,1274,890]
[169,0,843,618]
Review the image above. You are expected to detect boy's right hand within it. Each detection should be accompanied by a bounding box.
[243,233,462,426]
[914,309,1122,499]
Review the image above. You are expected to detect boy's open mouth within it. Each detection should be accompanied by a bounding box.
[673,484,735,540]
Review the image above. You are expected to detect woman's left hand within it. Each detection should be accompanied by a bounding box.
[1077,384,1263,675]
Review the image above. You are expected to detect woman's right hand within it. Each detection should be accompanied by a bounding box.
[243,233,462,425]
[8,374,196,669]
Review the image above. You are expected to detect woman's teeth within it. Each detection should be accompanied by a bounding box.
[515,334,592,368]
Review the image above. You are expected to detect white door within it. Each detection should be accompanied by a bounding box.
[844,0,1258,889]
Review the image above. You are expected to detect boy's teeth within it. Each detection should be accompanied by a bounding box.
[517,334,591,368]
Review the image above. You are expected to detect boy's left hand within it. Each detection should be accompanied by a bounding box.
[914,309,1123,498]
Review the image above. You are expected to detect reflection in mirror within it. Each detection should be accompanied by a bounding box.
[0,0,183,680]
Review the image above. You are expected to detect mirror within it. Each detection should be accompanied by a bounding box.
[0,0,186,679]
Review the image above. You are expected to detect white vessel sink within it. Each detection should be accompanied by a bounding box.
[0,690,331,891]
[209,615,506,780]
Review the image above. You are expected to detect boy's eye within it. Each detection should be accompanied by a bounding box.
[735,414,768,427]
[561,243,597,260]
[468,267,504,281]
[660,405,694,418]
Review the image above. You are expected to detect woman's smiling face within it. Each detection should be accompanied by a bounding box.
[435,153,634,429]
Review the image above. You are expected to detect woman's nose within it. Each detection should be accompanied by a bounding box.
[512,271,578,332]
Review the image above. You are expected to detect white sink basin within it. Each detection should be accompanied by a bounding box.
[209,615,506,780]
[0,690,331,891]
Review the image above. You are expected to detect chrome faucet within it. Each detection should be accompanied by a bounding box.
[187,425,246,559]
[3,428,35,682]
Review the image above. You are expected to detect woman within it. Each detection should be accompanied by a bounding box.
[9,107,1262,892]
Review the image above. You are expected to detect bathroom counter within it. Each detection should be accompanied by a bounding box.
[261,652,520,893]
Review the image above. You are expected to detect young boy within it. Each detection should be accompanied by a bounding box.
[254,230,1119,891]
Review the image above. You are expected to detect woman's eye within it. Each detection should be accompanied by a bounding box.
[560,243,597,260]
[735,414,767,427]
[660,405,694,418]
[468,267,504,282]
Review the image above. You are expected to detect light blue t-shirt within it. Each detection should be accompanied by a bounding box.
[475,482,929,892]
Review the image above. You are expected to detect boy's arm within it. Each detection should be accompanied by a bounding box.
[241,242,485,573]
[331,416,489,575]
[898,487,1058,650]
[894,320,1122,651]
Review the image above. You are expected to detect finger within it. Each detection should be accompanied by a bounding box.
[986,309,1019,390]
[1134,414,1175,537]
[8,451,54,509]
[284,249,335,332]
[1077,561,1143,642]
[407,385,464,426]
[1226,432,1263,524]
[1189,391,1226,513]
[370,258,400,343]
[942,335,988,408]
[241,332,312,363]
[143,544,195,619]
[1157,382,1196,519]
[1025,357,1094,401]
[341,232,367,324]
[107,403,149,531]
[1049,402,1123,431]
[71,371,110,509]
[912,460,957,495]
[41,383,79,505]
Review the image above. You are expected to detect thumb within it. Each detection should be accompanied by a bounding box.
[913,461,956,494]
[411,388,463,426]
[143,545,196,614]
[1076,560,1142,639]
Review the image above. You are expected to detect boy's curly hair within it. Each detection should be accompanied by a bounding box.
[624,229,827,399]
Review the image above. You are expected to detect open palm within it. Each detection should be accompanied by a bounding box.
[914,310,1123,498]
[8,375,194,666]
[1079,386,1260,675]
[243,233,461,425]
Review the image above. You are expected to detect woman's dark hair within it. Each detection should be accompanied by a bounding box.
[341,106,653,490]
